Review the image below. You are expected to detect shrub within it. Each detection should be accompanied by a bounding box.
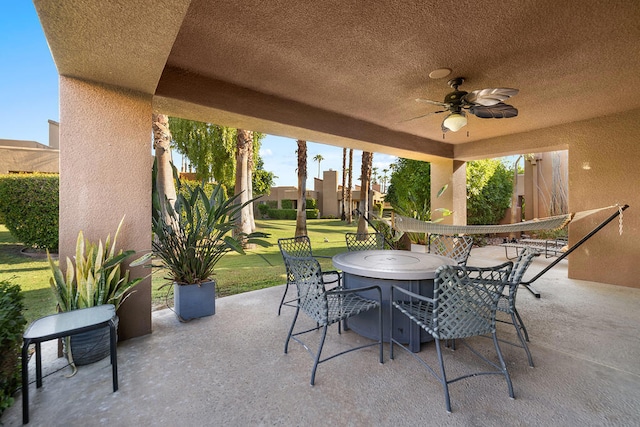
[0,279,26,416]
[267,209,296,220]
[306,199,317,210]
[0,174,59,251]
[257,203,270,217]
[280,199,293,209]
[265,200,278,209]
[466,160,513,225]
[264,209,319,220]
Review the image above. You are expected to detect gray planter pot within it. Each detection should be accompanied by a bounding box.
[66,316,119,366]
[174,280,216,320]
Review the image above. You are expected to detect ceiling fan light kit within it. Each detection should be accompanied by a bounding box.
[407,77,519,132]
[443,111,467,132]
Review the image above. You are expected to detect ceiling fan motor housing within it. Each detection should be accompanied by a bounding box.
[444,90,467,109]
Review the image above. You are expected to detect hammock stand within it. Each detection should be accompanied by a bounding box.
[364,205,629,298]
[519,204,628,297]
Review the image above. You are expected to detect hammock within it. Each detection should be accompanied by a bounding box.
[368,204,628,298]
[375,205,622,236]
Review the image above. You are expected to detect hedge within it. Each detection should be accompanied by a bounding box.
[265,209,319,220]
[0,174,59,251]
[0,279,26,416]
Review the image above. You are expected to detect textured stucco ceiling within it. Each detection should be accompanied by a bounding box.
[35,0,640,161]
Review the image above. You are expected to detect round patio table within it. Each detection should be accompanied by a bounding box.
[333,250,456,352]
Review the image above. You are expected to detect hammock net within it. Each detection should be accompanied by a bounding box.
[373,205,622,236]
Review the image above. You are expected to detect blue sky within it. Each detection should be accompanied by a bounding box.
[0,2,396,188]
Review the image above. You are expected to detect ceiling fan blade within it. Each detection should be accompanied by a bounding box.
[398,110,447,123]
[464,88,519,107]
[415,98,449,108]
[469,103,518,119]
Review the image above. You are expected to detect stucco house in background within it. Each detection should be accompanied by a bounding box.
[0,120,59,174]
[32,0,640,340]
[260,169,385,219]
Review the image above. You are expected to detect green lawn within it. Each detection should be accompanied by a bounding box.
[1,220,361,325]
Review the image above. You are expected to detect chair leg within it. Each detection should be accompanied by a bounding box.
[511,312,534,367]
[278,282,290,315]
[310,325,329,386]
[284,307,300,354]
[434,339,452,413]
[492,332,515,399]
[513,307,530,342]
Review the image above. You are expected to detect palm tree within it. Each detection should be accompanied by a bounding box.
[347,148,353,223]
[313,154,324,178]
[235,129,253,247]
[341,147,347,220]
[152,113,177,220]
[357,151,373,234]
[295,140,308,236]
[382,168,389,193]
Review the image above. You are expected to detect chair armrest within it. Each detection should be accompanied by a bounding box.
[327,285,382,302]
[321,270,342,286]
[390,284,436,305]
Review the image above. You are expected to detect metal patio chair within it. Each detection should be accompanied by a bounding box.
[284,255,383,385]
[428,234,474,265]
[496,246,540,367]
[345,232,385,251]
[277,236,341,315]
[390,262,514,413]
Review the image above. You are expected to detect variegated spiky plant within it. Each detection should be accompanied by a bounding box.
[48,217,143,312]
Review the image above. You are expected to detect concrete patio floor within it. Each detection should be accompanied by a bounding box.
[3,246,640,426]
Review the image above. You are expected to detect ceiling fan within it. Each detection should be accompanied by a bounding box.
[405,77,519,133]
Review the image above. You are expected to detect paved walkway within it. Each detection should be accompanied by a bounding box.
[3,246,640,426]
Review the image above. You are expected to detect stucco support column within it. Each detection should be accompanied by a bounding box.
[431,159,467,225]
[59,77,152,340]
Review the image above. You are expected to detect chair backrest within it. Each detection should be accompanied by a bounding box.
[345,232,385,251]
[286,256,328,324]
[433,262,513,340]
[278,236,314,287]
[278,236,313,258]
[428,234,474,265]
[506,247,540,307]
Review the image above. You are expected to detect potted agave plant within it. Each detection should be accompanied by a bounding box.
[152,179,269,321]
[48,217,143,366]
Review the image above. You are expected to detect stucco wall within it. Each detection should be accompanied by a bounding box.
[321,170,339,218]
[430,159,467,225]
[567,110,639,288]
[0,147,59,174]
[59,77,153,339]
[523,151,569,220]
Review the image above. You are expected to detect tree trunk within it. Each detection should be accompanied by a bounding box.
[247,135,255,232]
[341,147,347,221]
[152,113,177,221]
[357,151,373,234]
[235,130,253,247]
[295,140,308,237]
[347,148,353,224]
